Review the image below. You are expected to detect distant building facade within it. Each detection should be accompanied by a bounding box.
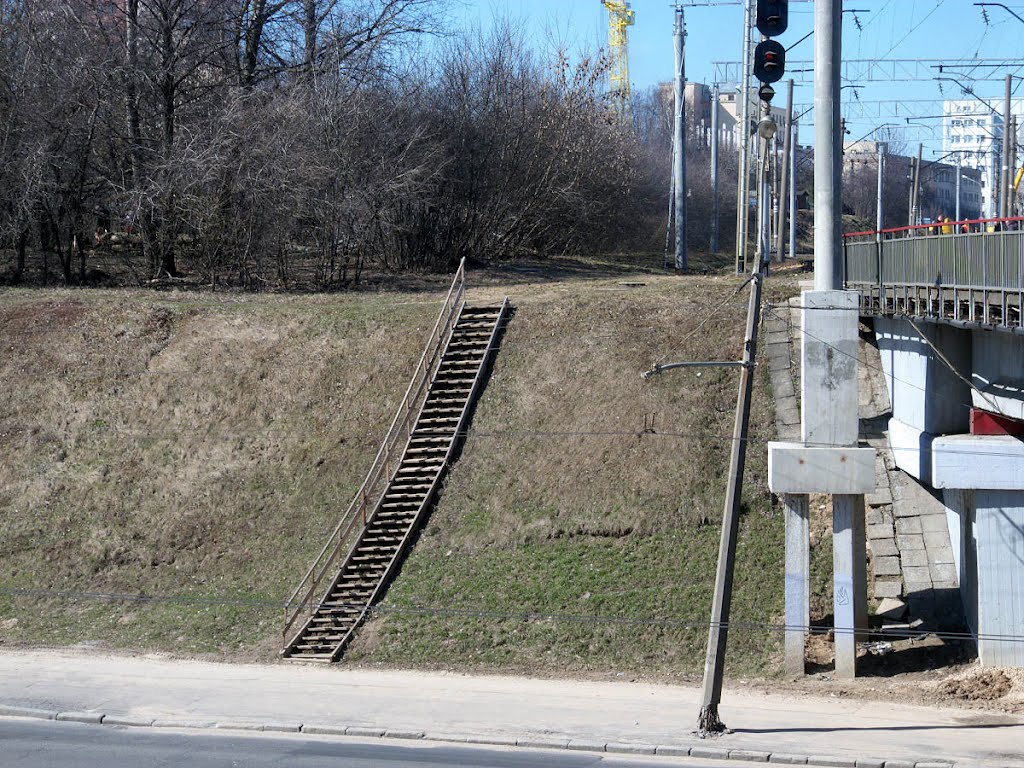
[943,98,1024,218]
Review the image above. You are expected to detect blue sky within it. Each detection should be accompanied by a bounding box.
[452,1,1024,157]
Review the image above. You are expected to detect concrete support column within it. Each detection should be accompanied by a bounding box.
[784,493,810,675]
[770,288,874,678]
[832,494,869,679]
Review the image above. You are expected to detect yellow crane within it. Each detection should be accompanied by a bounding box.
[602,0,635,114]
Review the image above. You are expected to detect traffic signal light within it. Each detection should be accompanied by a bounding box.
[753,40,786,84]
[755,0,789,37]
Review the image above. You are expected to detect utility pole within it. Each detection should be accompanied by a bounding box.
[789,119,798,259]
[776,79,794,262]
[907,155,917,230]
[1003,73,1012,219]
[674,6,688,270]
[1010,114,1018,217]
[910,143,923,231]
[814,0,842,291]
[955,152,962,224]
[712,83,721,252]
[876,142,886,237]
[769,0,873,685]
[735,0,753,273]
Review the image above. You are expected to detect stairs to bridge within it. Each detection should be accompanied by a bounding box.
[283,263,508,662]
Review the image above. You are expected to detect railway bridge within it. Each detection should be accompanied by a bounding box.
[843,218,1024,667]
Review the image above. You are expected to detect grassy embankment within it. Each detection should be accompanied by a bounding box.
[0,256,797,680]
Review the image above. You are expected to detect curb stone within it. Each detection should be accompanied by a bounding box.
[655,745,692,757]
[56,711,103,724]
[300,724,346,736]
[567,739,607,752]
[151,719,218,729]
[384,729,425,740]
[0,705,57,720]
[344,726,385,737]
[465,735,516,747]
[102,716,155,728]
[516,737,570,750]
[605,742,656,755]
[730,749,771,762]
[0,707,970,768]
[215,721,265,731]
[262,723,302,733]
[691,745,733,760]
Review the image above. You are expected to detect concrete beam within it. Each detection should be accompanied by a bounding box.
[932,434,1024,490]
[768,443,876,495]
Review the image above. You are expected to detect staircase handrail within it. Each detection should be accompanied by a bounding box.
[283,258,466,642]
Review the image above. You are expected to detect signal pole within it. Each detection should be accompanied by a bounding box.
[712,83,721,252]
[877,142,886,237]
[1003,73,1012,218]
[735,0,753,273]
[674,6,688,270]
[789,119,797,259]
[955,153,962,223]
[775,79,794,262]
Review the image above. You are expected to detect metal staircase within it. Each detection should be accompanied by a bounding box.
[283,260,508,661]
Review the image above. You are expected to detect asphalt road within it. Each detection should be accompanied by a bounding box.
[0,720,745,768]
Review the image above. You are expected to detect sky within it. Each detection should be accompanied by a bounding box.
[452,1,1024,158]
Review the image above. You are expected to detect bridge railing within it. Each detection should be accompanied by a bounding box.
[844,217,1024,329]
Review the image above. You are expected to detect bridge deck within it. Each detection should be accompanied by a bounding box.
[844,217,1024,332]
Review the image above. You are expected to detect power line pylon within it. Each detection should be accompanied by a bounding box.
[602,0,635,115]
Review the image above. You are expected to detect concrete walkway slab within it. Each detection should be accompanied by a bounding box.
[0,650,1020,767]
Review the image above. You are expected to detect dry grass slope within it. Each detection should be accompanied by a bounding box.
[0,264,792,678]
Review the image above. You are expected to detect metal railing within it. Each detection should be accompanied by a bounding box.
[282,258,467,645]
[844,217,1024,330]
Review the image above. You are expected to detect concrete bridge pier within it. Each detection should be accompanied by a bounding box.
[874,316,1024,667]
[769,290,875,678]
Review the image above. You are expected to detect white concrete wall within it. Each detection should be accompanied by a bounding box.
[974,491,1024,668]
[942,489,977,639]
[972,331,1024,421]
[874,318,971,436]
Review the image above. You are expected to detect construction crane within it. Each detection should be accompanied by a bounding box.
[602,0,635,115]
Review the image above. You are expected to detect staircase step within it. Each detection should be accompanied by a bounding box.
[284,302,506,664]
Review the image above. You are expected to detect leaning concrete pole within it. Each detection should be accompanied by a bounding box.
[674,6,688,270]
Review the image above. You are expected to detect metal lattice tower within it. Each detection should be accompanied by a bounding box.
[602,0,635,114]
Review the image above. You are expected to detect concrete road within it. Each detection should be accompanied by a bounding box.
[0,720,750,768]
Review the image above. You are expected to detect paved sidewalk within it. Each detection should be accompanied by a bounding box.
[0,649,1021,767]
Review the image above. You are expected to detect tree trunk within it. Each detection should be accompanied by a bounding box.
[13,228,28,284]
[125,0,142,183]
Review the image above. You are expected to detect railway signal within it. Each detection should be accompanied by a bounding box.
[755,0,789,37]
[754,40,786,84]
